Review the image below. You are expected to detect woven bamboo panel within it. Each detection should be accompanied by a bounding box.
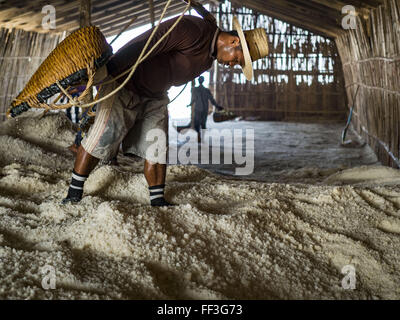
[0,27,63,121]
[336,0,400,168]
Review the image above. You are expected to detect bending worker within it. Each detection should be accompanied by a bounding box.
[188,76,223,143]
[62,14,269,206]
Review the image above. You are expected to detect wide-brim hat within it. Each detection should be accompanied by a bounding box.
[232,16,269,81]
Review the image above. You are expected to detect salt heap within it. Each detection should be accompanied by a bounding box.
[0,112,399,299]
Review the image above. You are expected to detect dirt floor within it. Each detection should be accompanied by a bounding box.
[170,116,380,183]
[0,111,399,299]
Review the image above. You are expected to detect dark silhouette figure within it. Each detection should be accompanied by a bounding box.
[188,76,223,142]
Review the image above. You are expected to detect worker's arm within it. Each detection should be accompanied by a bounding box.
[206,88,223,110]
[187,87,196,107]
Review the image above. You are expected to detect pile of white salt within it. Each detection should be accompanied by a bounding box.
[0,112,399,299]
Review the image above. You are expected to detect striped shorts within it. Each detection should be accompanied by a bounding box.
[81,73,169,164]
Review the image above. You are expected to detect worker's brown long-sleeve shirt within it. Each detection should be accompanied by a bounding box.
[106,16,219,98]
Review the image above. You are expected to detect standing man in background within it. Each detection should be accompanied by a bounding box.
[188,75,223,143]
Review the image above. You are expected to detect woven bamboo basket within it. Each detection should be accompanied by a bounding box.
[7,26,112,118]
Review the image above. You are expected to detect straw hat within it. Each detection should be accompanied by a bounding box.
[232,16,269,81]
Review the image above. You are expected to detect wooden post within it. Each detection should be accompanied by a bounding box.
[188,6,195,129]
[79,0,91,27]
[190,79,196,129]
[149,0,155,28]
[79,0,92,106]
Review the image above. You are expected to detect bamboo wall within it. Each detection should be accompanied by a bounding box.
[209,0,347,122]
[336,0,400,168]
[0,27,63,121]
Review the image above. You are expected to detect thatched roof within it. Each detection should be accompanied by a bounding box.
[0,0,385,38]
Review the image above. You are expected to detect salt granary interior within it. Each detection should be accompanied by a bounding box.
[0,0,399,301]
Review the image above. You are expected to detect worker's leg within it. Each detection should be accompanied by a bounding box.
[62,77,139,204]
[75,145,99,175]
[200,111,208,143]
[194,112,201,143]
[144,160,166,186]
[122,95,173,206]
[62,145,100,203]
[144,160,172,206]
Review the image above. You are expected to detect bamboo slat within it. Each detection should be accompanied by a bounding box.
[0,27,64,120]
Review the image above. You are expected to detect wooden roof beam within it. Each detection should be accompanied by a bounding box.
[94,0,186,24]
[54,0,170,31]
[230,0,340,37]
[89,0,184,26]
[253,0,342,27]
[0,0,66,20]
[53,0,134,25]
[307,0,377,11]
[101,6,186,37]
[306,0,375,20]
[54,0,185,34]
[99,1,185,32]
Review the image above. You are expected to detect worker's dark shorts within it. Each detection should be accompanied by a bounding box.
[81,67,169,164]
